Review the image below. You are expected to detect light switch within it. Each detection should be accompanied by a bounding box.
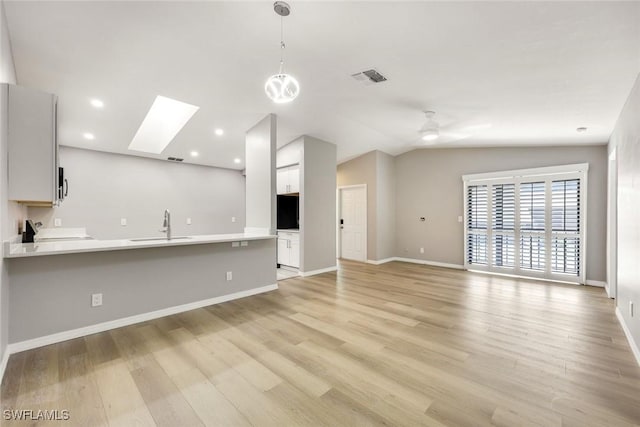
[54,218,62,227]
[231,241,240,247]
[458,216,463,223]
[231,216,236,223]
[120,218,127,226]
[240,241,248,247]
[186,217,192,225]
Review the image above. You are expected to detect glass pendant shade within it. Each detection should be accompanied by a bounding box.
[421,129,439,141]
[265,73,300,103]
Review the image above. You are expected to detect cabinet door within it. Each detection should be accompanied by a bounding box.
[276,168,289,195]
[289,237,300,268]
[277,238,290,265]
[7,84,57,204]
[288,165,300,193]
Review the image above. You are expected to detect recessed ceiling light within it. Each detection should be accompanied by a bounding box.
[190,151,199,157]
[215,128,224,136]
[128,96,199,154]
[576,127,588,133]
[234,158,242,164]
[83,132,95,140]
[90,99,104,109]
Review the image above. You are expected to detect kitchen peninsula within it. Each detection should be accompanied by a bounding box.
[5,233,276,351]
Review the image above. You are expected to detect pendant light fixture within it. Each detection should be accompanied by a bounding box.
[420,111,440,141]
[265,1,300,104]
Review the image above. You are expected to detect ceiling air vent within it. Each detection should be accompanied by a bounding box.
[351,68,388,84]
[167,157,184,162]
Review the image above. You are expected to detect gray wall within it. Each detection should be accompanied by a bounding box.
[376,152,396,261]
[245,114,276,234]
[395,146,608,281]
[300,136,337,273]
[610,73,640,352]
[8,239,276,343]
[0,2,26,368]
[337,151,378,259]
[29,146,246,239]
[337,150,396,262]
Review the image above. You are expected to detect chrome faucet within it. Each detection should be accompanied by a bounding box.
[160,209,171,240]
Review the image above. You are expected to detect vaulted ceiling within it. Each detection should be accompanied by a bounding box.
[5,1,640,168]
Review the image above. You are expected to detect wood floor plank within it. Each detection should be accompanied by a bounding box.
[130,359,204,427]
[93,361,156,427]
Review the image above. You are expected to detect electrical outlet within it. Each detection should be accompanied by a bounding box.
[226,271,233,281]
[91,293,103,307]
[420,247,425,254]
[120,218,127,226]
[54,218,62,227]
[232,241,240,247]
[231,216,236,223]
[631,301,634,317]
[458,216,463,223]
[186,217,192,225]
[240,241,248,247]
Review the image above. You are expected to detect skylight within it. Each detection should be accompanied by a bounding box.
[128,96,199,154]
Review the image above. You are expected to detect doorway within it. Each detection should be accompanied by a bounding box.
[338,185,367,262]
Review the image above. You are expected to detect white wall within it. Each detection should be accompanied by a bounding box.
[245,114,276,234]
[610,73,640,362]
[29,146,246,239]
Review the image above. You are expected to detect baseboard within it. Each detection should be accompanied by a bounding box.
[0,347,9,385]
[615,307,640,366]
[6,284,278,355]
[585,280,607,288]
[366,258,395,265]
[299,266,338,277]
[393,257,464,270]
[604,282,613,298]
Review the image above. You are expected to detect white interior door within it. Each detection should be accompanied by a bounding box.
[340,186,366,262]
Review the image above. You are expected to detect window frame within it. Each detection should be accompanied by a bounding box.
[462,163,588,284]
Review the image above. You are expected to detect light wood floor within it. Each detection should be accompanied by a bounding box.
[2,260,640,426]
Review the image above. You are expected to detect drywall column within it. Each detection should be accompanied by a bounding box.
[245,114,276,234]
[300,136,337,274]
[610,73,640,363]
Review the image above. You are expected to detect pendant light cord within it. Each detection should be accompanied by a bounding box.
[279,15,285,74]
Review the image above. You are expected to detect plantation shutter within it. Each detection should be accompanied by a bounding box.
[467,185,488,265]
[463,164,587,283]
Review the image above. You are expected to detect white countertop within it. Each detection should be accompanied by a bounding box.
[4,233,276,258]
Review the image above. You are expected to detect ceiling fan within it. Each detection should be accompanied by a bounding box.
[416,110,491,145]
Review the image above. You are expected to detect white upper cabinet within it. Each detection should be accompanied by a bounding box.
[5,84,60,206]
[277,164,300,195]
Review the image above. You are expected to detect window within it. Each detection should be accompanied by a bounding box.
[463,164,587,283]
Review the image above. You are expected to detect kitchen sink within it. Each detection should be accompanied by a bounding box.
[129,236,193,242]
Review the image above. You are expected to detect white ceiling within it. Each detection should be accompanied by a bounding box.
[5,1,640,169]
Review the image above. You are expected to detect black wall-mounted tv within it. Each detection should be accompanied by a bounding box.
[277,195,299,229]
